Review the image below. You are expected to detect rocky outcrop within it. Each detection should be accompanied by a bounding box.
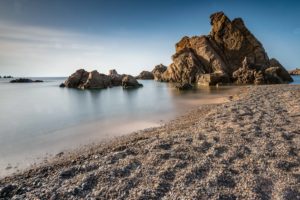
[289,68,300,75]
[122,75,143,89]
[2,76,13,79]
[136,71,154,80]
[64,69,90,88]
[108,69,125,86]
[62,69,142,90]
[10,78,43,83]
[152,64,167,81]
[81,70,111,89]
[160,12,293,85]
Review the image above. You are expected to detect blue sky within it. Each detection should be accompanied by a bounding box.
[0,0,299,76]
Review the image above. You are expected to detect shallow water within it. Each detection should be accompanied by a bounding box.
[291,75,300,84]
[0,77,238,177]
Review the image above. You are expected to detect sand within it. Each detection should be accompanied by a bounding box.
[0,85,299,200]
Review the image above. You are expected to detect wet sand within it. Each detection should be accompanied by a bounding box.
[1,85,299,199]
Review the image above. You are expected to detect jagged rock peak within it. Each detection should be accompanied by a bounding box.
[159,12,293,85]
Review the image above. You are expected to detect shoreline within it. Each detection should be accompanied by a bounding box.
[0,85,240,179]
[1,85,299,199]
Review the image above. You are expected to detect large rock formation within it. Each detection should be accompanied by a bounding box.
[152,64,167,81]
[289,68,300,75]
[160,12,293,85]
[62,69,142,89]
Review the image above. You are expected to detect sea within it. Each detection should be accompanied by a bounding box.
[0,77,240,177]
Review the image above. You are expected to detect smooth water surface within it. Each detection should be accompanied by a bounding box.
[291,75,300,84]
[0,77,237,177]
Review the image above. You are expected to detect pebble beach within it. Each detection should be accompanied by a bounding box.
[0,85,299,200]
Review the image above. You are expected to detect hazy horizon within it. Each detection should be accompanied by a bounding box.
[0,0,299,77]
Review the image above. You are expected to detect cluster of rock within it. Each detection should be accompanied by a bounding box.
[0,75,13,79]
[154,12,293,86]
[289,68,300,75]
[10,78,43,83]
[60,69,142,89]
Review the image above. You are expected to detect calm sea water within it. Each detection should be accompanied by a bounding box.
[0,77,237,177]
[291,75,300,84]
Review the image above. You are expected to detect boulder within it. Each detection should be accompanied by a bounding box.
[81,70,111,89]
[108,69,124,86]
[64,69,89,88]
[198,73,230,86]
[122,75,143,89]
[159,12,293,85]
[152,64,167,81]
[175,82,193,90]
[289,68,300,75]
[63,69,111,89]
[136,71,154,80]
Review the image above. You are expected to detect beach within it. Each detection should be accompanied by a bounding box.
[1,84,299,199]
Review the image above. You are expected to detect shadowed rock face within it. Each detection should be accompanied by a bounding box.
[64,69,111,89]
[160,12,293,85]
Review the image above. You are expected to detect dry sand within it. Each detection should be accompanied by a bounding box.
[0,85,299,200]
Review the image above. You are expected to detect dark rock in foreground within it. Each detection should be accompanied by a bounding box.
[159,12,293,86]
[289,68,300,75]
[136,70,154,80]
[62,69,142,90]
[10,78,43,83]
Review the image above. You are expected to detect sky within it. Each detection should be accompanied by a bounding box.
[0,0,299,77]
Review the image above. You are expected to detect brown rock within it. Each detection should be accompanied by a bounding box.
[136,71,154,80]
[152,64,167,81]
[160,12,293,85]
[122,75,143,89]
[264,59,293,83]
[64,69,111,89]
[64,69,89,88]
[81,70,111,89]
[108,69,124,86]
[198,73,230,86]
[175,82,193,90]
[289,68,300,75]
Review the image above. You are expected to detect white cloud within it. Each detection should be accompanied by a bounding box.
[0,21,172,77]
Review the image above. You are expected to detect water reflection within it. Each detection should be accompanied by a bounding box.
[0,78,239,177]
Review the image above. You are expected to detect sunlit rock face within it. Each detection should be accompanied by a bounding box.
[160,12,293,85]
